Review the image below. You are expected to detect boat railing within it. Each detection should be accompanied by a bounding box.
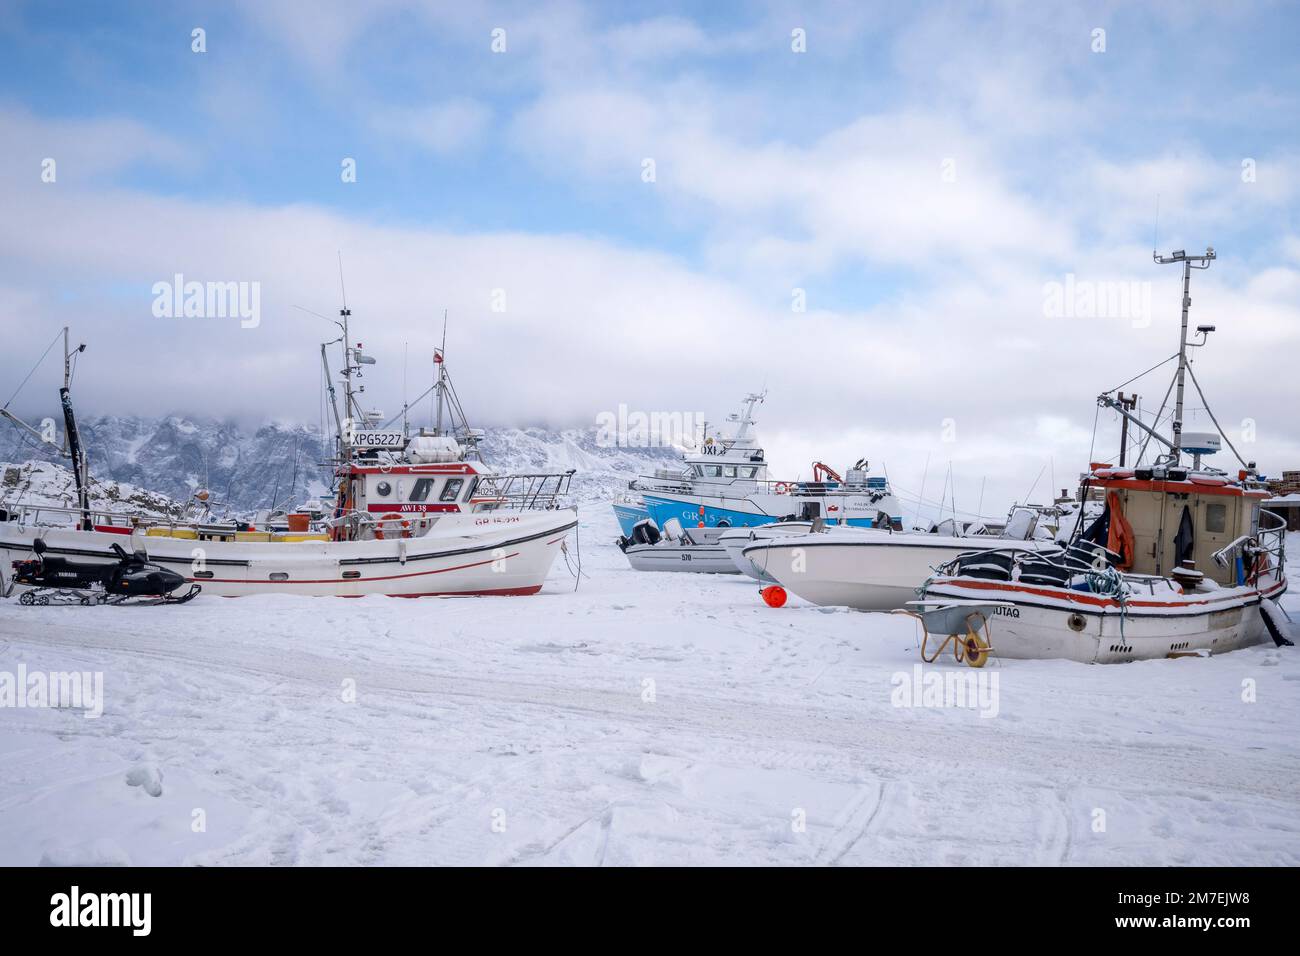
[757,478,890,496]
[473,469,575,511]
[1251,509,1287,586]
[0,501,186,532]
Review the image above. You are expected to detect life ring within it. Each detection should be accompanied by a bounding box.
[774,482,790,495]
[379,458,394,474]
[374,513,411,540]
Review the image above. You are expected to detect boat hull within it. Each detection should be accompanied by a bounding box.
[642,493,896,530]
[0,511,577,598]
[612,501,651,537]
[718,523,814,582]
[744,530,1043,610]
[922,577,1286,663]
[621,542,739,573]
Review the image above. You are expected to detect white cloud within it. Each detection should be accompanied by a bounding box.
[372,100,492,155]
[0,105,196,184]
[512,88,1074,278]
[3,3,1298,520]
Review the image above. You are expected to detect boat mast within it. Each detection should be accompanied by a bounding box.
[1153,246,1215,464]
[339,304,354,459]
[320,339,343,457]
[434,311,448,436]
[58,327,91,530]
[731,390,765,444]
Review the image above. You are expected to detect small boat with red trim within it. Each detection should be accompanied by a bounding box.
[917,246,1292,663]
[1,314,578,600]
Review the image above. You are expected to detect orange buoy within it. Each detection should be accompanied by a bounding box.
[761,585,787,608]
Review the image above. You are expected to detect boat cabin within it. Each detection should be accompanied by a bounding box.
[1085,463,1273,587]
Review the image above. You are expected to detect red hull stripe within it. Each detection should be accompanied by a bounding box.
[937,576,1284,609]
[93,525,133,535]
[380,585,542,598]
[185,550,528,585]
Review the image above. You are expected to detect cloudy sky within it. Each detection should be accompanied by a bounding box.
[1,0,1297,520]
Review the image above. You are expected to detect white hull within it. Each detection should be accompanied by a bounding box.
[923,577,1287,663]
[621,541,739,574]
[0,511,577,598]
[719,523,814,582]
[743,529,1043,610]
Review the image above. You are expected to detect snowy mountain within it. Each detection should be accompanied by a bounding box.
[0,459,186,519]
[0,416,680,514]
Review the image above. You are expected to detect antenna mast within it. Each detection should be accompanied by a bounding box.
[434,310,448,436]
[57,327,91,529]
[1153,245,1215,464]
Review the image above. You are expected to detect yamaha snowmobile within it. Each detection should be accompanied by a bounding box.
[6,538,201,606]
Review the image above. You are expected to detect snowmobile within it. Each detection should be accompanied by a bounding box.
[6,538,201,606]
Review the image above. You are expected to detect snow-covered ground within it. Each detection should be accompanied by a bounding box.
[1,515,1296,866]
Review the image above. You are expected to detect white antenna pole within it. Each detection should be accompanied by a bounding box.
[336,253,356,457]
[1154,245,1215,464]
[434,310,448,435]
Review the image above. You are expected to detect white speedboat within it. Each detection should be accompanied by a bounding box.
[740,524,1045,610]
[917,246,1291,663]
[617,519,738,574]
[1,320,577,600]
[718,521,814,582]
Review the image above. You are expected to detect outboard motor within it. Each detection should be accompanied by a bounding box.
[630,519,661,547]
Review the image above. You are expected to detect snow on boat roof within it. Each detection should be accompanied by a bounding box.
[1086,466,1269,498]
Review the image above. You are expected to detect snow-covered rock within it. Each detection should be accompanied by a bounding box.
[0,460,185,519]
[1,416,681,512]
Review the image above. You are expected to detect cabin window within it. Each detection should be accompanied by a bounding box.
[1205,502,1227,533]
[723,466,736,478]
[739,466,758,478]
[375,481,392,497]
[409,479,435,502]
[439,478,464,502]
[692,465,703,477]
[705,465,722,478]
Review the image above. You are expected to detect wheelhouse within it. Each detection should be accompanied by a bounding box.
[1084,465,1284,589]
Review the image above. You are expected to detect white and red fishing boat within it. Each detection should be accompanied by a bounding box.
[1,315,577,601]
[916,247,1292,663]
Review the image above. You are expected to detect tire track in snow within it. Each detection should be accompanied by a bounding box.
[3,618,1297,807]
[816,780,887,865]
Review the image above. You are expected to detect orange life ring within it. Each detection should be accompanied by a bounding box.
[374,512,411,540]
[774,482,790,495]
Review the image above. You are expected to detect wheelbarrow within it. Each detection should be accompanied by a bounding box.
[895,599,1013,668]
